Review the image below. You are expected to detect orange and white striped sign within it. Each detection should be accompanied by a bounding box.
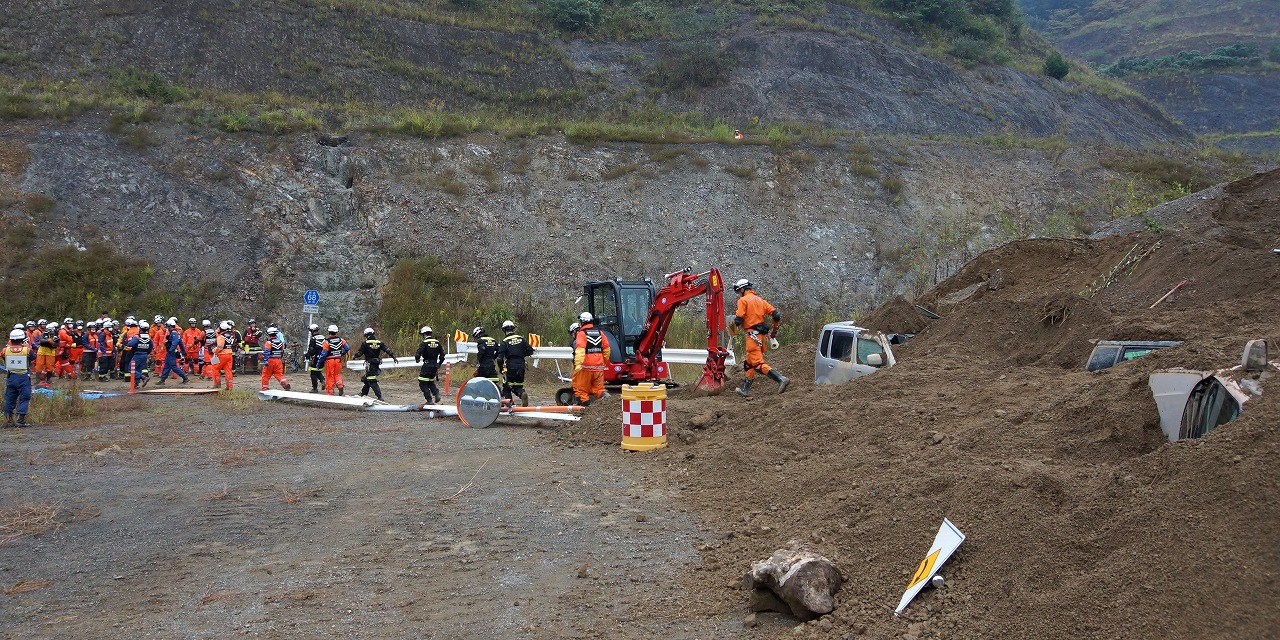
[453,329,469,344]
[528,333,541,348]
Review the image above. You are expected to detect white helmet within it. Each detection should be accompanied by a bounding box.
[9,329,26,341]
[125,315,135,322]
[309,323,320,332]
[227,320,236,328]
[219,321,231,330]
[733,278,752,293]
[420,326,432,335]
[125,318,137,327]
[501,320,516,331]
[139,320,150,330]
[363,327,375,336]
[202,319,212,327]
[154,315,164,323]
[266,325,279,335]
[569,322,581,333]
[38,318,47,325]
[188,317,197,324]
[63,317,73,325]
[46,322,58,330]
[578,311,593,323]
[327,324,339,333]
[471,326,485,338]
[166,318,178,327]
[12,323,23,330]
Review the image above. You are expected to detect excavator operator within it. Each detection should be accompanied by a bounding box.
[731,278,789,397]
[572,311,609,406]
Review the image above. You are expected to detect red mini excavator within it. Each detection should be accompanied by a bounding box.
[556,268,729,404]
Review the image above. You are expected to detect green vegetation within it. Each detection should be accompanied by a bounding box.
[1098,42,1266,77]
[645,43,734,98]
[541,0,600,31]
[1043,51,1069,78]
[0,221,215,319]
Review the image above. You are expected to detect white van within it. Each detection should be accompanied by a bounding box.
[814,322,897,385]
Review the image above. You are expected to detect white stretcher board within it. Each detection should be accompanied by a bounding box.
[895,519,965,615]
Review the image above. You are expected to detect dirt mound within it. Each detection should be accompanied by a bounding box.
[858,295,931,335]
[558,168,1280,638]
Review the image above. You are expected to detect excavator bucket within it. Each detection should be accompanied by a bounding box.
[694,348,728,393]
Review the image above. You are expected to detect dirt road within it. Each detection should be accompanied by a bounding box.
[0,379,740,639]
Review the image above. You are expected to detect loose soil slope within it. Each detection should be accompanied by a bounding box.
[562,168,1280,638]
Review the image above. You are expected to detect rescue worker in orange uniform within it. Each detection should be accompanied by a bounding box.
[731,278,789,396]
[34,321,59,388]
[319,325,349,396]
[80,321,99,380]
[182,319,202,375]
[55,319,75,378]
[259,325,291,391]
[211,320,237,390]
[571,312,610,406]
[67,320,85,378]
[150,315,166,374]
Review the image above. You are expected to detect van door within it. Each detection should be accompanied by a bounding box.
[815,327,864,385]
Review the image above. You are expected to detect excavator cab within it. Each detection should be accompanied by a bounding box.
[583,278,655,362]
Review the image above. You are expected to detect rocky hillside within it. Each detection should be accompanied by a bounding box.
[1019,0,1280,152]
[0,0,1183,143]
[0,1,1253,338]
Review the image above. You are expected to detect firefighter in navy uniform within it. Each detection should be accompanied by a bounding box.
[354,327,397,401]
[124,320,155,388]
[496,320,534,406]
[414,326,446,404]
[471,326,501,389]
[304,323,326,393]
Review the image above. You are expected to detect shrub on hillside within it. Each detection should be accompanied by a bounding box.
[541,0,600,31]
[646,43,733,94]
[1269,44,1280,63]
[1043,51,1070,79]
[1098,42,1262,76]
[112,68,187,104]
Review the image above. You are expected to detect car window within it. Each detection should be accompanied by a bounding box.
[829,331,854,363]
[1121,348,1154,361]
[1087,346,1121,371]
[1181,377,1241,439]
[857,337,884,365]
[820,330,832,358]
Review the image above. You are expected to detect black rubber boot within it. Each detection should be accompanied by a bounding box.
[16,414,30,428]
[4,413,13,428]
[767,369,790,393]
[736,378,753,397]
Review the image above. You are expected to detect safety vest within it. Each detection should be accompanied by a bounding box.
[99,331,114,356]
[203,329,217,347]
[216,331,237,353]
[86,331,99,353]
[581,328,604,354]
[263,337,285,358]
[5,345,29,375]
[133,333,153,354]
[325,336,347,359]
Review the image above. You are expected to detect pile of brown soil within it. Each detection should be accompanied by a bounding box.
[556,168,1280,638]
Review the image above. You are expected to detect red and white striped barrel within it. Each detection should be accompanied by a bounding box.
[621,383,667,451]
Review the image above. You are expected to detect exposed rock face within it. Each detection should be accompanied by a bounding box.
[4,120,1150,330]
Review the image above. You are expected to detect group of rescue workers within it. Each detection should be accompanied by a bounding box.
[4,278,787,427]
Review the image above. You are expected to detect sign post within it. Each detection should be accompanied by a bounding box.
[302,290,320,329]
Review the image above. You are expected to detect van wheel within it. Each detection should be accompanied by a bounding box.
[555,387,574,406]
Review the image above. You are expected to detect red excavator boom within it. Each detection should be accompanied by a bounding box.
[620,268,728,392]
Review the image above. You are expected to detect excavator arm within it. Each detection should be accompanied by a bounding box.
[630,268,729,393]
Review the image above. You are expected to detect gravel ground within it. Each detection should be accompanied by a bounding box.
[0,378,743,639]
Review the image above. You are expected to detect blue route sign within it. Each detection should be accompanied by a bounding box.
[304,290,320,305]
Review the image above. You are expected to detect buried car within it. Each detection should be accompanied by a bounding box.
[1148,339,1274,441]
[814,322,896,385]
[1086,340,1182,372]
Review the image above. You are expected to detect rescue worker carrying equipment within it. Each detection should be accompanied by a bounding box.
[415,326,446,404]
[260,325,291,391]
[471,326,501,389]
[497,320,535,406]
[572,312,610,406]
[731,278,789,396]
[4,329,33,427]
[319,325,349,396]
[354,327,397,401]
[212,320,237,390]
[305,323,326,393]
[157,318,189,385]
